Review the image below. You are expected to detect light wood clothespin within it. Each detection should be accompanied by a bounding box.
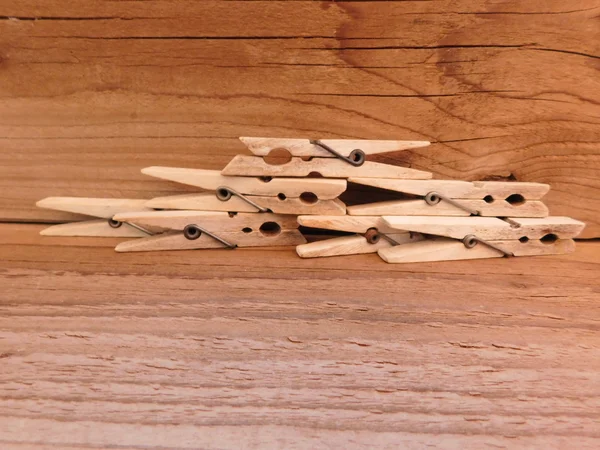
[378,216,585,263]
[295,215,422,258]
[222,137,433,179]
[142,168,348,215]
[145,193,347,215]
[142,167,347,199]
[36,197,154,237]
[111,210,306,252]
[347,179,550,217]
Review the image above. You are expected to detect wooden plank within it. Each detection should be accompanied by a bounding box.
[0,0,598,51]
[0,223,599,448]
[0,0,598,237]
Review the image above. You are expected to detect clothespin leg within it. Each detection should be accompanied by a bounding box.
[40,219,150,237]
[116,229,307,253]
[297,232,418,258]
[379,238,576,263]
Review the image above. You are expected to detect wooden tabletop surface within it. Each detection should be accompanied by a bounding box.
[1,223,599,449]
[1,1,599,447]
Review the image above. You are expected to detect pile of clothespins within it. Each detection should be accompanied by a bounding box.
[37,137,585,263]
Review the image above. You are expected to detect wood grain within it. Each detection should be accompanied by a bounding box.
[0,223,599,449]
[0,1,598,235]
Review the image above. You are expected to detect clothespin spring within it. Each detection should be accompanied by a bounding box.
[109,219,154,236]
[216,186,271,213]
[364,228,401,246]
[462,234,513,257]
[310,140,365,167]
[183,224,237,249]
[425,191,480,216]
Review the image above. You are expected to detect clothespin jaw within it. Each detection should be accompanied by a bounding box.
[145,193,347,216]
[377,216,585,263]
[142,167,349,214]
[296,232,420,258]
[378,237,577,263]
[112,210,306,252]
[222,155,433,179]
[36,197,153,237]
[347,179,551,218]
[296,215,422,258]
[297,215,398,234]
[222,138,433,179]
[239,137,431,158]
[141,167,348,199]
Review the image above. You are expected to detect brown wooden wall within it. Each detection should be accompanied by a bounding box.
[1,0,599,236]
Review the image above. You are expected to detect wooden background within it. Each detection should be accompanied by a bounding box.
[1,1,600,449]
[0,0,599,235]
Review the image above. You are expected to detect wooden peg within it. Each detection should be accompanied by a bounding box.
[382,216,586,240]
[40,220,150,238]
[347,199,549,218]
[298,215,398,234]
[240,137,430,157]
[349,178,551,200]
[296,232,418,258]
[145,193,347,215]
[142,167,347,199]
[222,155,432,179]
[115,229,306,253]
[378,237,576,263]
[112,211,299,232]
[36,197,152,219]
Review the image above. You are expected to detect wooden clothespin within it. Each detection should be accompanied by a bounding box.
[111,210,306,252]
[378,216,585,263]
[36,197,153,237]
[295,215,422,258]
[142,167,347,199]
[347,179,550,217]
[141,168,347,215]
[222,137,433,179]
